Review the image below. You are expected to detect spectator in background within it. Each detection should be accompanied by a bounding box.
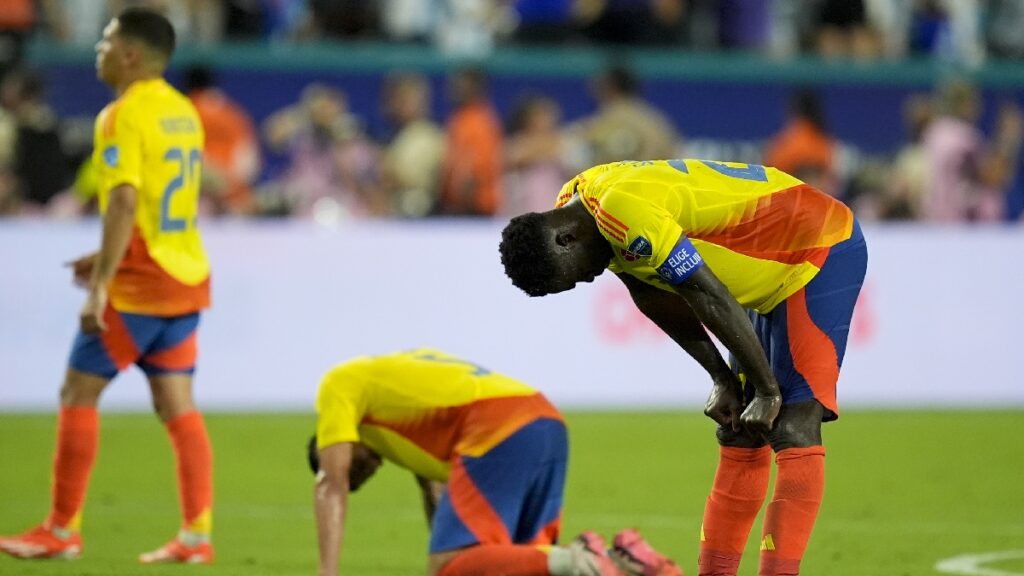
[0,99,16,214]
[882,93,934,219]
[579,0,686,46]
[763,88,838,197]
[0,69,73,213]
[307,0,381,39]
[813,0,880,59]
[985,0,1024,59]
[378,72,444,217]
[439,68,503,216]
[573,65,678,167]
[184,65,261,216]
[510,0,579,44]
[1,0,67,79]
[921,80,1022,222]
[503,94,568,215]
[264,84,380,220]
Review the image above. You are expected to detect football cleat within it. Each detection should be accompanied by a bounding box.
[139,535,214,564]
[0,523,82,560]
[610,528,684,576]
[571,531,626,576]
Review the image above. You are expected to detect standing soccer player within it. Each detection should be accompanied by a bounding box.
[0,8,214,564]
[499,159,868,576]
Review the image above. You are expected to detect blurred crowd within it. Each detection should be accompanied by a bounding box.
[1,60,1021,224]
[0,0,1022,223]
[4,0,1024,61]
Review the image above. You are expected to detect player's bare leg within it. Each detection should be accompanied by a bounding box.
[138,373,215,564]
[0,369,109,560]
[759,400,825,576]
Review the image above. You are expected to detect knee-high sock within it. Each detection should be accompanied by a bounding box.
[698,445,772,576]
[758,446,825,576]
[166,411,213,535]
[438,546,550,576]
[47,407,100,531]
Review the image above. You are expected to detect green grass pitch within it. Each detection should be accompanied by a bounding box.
[1,410,1023,576]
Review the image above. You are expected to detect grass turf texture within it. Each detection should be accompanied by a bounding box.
[1,411,1022,576]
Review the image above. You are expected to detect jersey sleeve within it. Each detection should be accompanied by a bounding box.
[597,189,703,283]
[315,370,367,449]
[95,103,144,193]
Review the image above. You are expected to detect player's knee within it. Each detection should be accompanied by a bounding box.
[767,402,824,450]
[59,372,106,406]
[427,550,461,576]
[716,425,767,448]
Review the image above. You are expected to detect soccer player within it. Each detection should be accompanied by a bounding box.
[0,8,214,564]
[309,349,682,576]
[499,159,868,576]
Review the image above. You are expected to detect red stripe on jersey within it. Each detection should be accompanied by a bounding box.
[596,206,628,230]
[690,184,851,261]
[596,217,626,241]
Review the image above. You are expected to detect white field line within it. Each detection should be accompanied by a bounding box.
[936,550,1024,576]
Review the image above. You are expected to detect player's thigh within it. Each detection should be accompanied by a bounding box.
[139,312,201,422]
[428,419,567,553]
[148,372,196,422]
[59,368,112,406]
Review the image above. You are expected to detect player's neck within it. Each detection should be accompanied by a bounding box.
[113,70,163,96]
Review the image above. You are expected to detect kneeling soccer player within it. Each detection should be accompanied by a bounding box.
[309,349,683,576]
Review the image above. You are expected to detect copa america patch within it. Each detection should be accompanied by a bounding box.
[620,235,653,262]
[656,236,704,284]
[103,145,119,167]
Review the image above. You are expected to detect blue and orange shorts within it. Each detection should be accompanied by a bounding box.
[742,219,868,421]
[429,417,568,553]
[68,304,200,380]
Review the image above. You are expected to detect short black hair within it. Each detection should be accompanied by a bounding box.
[116,7,176,60]
[307,434,320,475]
[499,213,558,297]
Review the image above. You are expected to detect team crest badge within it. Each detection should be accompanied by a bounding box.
[103,145,119,167]
[620,235,653,262]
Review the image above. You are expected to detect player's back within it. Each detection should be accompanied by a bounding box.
[316,349,562,479]
[94,78,210,316]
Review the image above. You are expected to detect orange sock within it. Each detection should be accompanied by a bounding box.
[166,411,213,535]
[698,445,772,576]
[47,406,99,531]
[438,546,549,575]
[758,446,825,576]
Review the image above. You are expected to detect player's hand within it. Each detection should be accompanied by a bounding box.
[740,393,782,439]
[704,375,744,431]
[79,286,108,334]
[65,253,97,288]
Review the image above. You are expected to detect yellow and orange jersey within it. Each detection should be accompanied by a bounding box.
[315,349,562,482]
[93,78,210,316]
[555,160,854,313]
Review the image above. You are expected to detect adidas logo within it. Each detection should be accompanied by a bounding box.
[760,534,776,551]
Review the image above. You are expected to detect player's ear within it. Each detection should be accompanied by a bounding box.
[555,231,576,247]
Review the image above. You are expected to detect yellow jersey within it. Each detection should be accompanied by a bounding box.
[555,160,854,313]
[94,78,210,316]
[315,349,562,482]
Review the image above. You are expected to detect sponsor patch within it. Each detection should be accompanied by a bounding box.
[103,145,119,167]
[656,236,704,284]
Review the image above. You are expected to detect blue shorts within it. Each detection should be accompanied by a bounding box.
[742,220,868,420]
[429,418,568,553]
[68,305,200,380]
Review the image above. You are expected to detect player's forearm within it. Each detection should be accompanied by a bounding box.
[89,185,137,289]
[683,293,776,396]
[315,475,349,576]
